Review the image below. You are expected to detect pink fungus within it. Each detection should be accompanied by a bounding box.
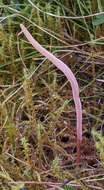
[20,24,82,164]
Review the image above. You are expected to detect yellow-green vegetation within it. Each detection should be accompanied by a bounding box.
[0,0,104,189]
[93,129,104,164]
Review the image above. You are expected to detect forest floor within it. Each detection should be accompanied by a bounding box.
[0,1,104,190]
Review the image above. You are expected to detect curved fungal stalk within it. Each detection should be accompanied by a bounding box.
[20,24,82,164]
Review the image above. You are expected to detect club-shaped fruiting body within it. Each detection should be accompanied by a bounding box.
[20,24,82,163]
